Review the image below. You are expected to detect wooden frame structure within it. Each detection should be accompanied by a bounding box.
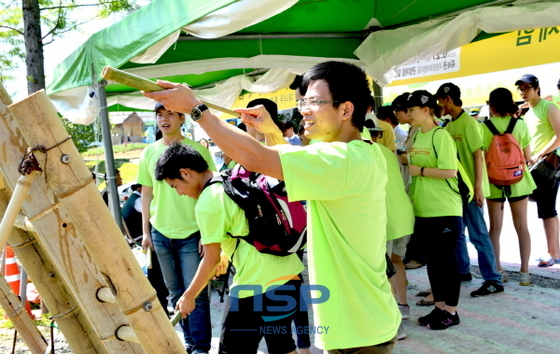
[0,84,184,353]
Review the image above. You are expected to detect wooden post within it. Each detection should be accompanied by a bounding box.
[6,89,185,353]
[0,85,143,353]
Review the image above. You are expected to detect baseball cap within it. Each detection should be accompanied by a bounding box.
[153,102,165,112]
[515,74,539,87]
[406,90,438,109]
[435,82,461,100]
[391,92,410,112]
[469,109,479,116]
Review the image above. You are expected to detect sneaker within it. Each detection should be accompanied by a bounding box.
[418,307,444,326]
[427,310,460,330]
[519,272,530,286]
[405,260,424,269]
[397,323,407,340]
[398,304,410,320]
[500,270,509,283]
[459,272,473,282]
[470,281,504,297]
[537,257,555,267]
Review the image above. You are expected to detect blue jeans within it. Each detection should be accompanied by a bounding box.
[456,201,502,285]
[152,228,211,353]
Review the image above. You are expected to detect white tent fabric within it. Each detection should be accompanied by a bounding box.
[356,1,560,86]
[49,0,297,124]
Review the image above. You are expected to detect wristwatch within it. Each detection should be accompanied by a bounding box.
[190,104,208,122]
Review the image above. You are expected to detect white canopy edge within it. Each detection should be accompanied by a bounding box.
[356,1,560,86]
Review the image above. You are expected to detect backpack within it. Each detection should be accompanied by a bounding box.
[484,119,525,186]
[205,164,307,256]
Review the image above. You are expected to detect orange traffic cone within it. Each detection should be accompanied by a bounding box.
[4,246,34,319]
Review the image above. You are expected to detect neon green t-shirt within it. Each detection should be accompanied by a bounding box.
[551,93,560,109]
[377,144,414,240]
[445,111,490,197]
[279,140,400,350]
[482,117,536,199]
[196,183,304,298]
[525,99,557,155]
[137,138,216,239]
[409,127,462,217]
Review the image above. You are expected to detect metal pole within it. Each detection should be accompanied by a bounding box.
[373,82,384,114]
[97,80,123,230]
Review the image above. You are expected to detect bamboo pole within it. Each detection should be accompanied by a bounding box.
[0,85,142,353]
[0,172,38,251]
[0,274,47,354]
[102,66,242,117]
[7,89,185,353]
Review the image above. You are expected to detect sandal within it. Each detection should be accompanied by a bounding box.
[537,258,555,267]
[416,299,435,306]
[415,291,432,297]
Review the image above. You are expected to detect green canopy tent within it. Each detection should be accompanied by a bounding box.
[48,0,560,123]
[46,0,560,219]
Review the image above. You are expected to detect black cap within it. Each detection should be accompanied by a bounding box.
[557,77,560,88]
[391,92,410,112]
[364,118,382,132]
[435,82,461,100]
[406,90,438,109]
[515,74,539,87]
[153,102,165,112]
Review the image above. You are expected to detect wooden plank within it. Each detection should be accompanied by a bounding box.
[0,85,143,353]
[6,89,184,353]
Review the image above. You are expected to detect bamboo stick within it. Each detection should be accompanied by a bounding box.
[7,89,185,353]
[0,275,47,354]
[0,84,141,354]
[102,66,241,117]
[0,172,38,252]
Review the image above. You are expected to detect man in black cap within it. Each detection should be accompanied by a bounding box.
[516,74,560,267]
[435,82,503,297]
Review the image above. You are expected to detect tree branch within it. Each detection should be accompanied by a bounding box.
[40,1,125,11]
[0,25,24,35]
[42,17,96,42]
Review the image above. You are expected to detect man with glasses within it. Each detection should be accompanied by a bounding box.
[435,83,503,296]
[144,61,400,353]
[516,74,560,267]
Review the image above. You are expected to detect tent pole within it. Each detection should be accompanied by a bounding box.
[373,82,384,113]
[98,80,123,230]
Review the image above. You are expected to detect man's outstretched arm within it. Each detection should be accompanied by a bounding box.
[143,81,284,179]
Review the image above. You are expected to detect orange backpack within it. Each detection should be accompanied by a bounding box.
[484,118,525,186]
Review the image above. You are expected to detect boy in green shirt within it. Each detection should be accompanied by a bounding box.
[137,103,215,353]
[435,83,503,296]
[144,61,400,353]
[155,143,303,354]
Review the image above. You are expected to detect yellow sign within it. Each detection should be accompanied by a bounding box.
[231,87,297,111]
[389,28,560,87]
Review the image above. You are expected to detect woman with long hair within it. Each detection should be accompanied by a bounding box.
[402,90,463,330]
[482,87,536,285]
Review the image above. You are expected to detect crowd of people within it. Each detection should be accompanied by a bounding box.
[103,62,560,354]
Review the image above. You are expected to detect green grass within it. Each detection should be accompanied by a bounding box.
[82,143,148,157]
[0,307,53,329]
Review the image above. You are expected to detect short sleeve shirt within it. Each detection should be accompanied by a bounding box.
[196,183,304,298]
[525,99,557,155]
[279,141,400,350]
[445,112,490,197]
[482,117,536,198]
[137,138,216,239]
[409,127,462,217]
